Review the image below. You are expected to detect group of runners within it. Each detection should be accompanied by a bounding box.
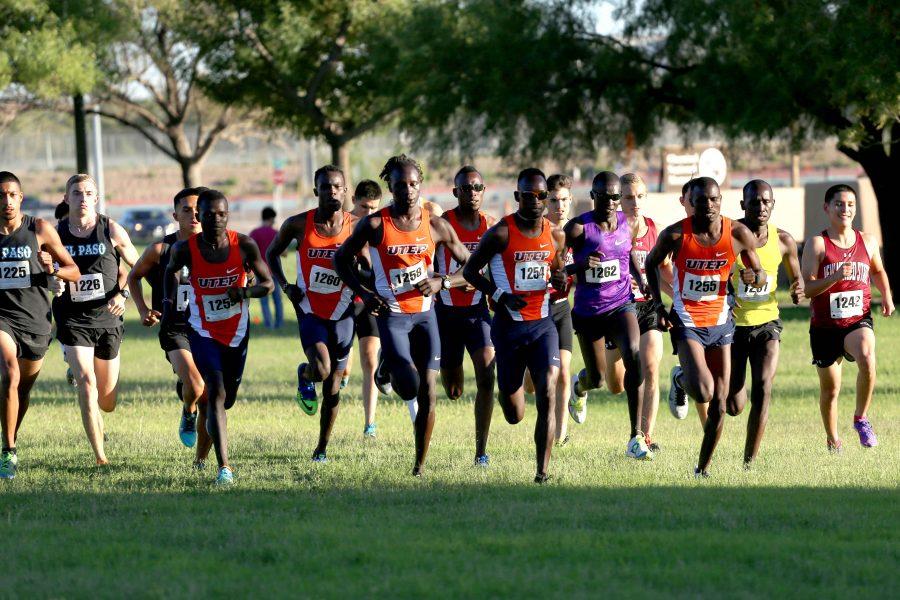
[0,157,892,485]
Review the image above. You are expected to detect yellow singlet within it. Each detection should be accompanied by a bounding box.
[732,223,781,327]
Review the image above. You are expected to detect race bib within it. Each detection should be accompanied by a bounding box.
[308,264,343,295]
[514,261,548,291]
[584,259,620,284]
[0,260,30,290]
[681,273,720,302]
[202,293,241,322]
[69,273,105,302]
[176,284,192,312]
[830,290,863,319]
[389,261,426,294]
[737,280,772,301]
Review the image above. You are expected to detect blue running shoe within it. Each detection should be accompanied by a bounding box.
[295,363,318,415]
[474,454,489,468]
[340,374,349,390]
[179,409,198,448]
[363,423,377,438]
[312,451,328,463]
[215,466,234,486]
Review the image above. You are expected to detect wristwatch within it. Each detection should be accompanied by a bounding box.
[119,289,131,300]
[441,275,451,290]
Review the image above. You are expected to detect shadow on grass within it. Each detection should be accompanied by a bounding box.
[1,483,895,596]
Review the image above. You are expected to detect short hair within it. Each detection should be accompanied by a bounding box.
[681,179,693,197]
[620,173,645,189]
[261,207,276,221]
[197,188,227,210]
[55,201,69,220]
[379,154,424,184]
[547,174,572,192]
[689,176,719,196]
[742,179,772,200]
[313,164,344,188]
[354,179,382,200]
[0,171,21,188]
[824,184,856,204]
[65,173,97,195]
[173,187,207,208]
[516,168,546,188]
[591,171,619,188]
[454,165,480,185]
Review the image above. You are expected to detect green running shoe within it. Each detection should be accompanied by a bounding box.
[214,466,234,486]
[0,450,18,479]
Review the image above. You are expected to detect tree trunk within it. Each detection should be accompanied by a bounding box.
[180,159,203,188]
[331,140,353,210]
[73,94,89,173]
[851,143,899,291]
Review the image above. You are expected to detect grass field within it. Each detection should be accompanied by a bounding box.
[2,299,898,598]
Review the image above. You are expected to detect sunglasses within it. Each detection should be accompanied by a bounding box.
[591,192,621,201]
[456,183,485,193]
[518,190,550,201]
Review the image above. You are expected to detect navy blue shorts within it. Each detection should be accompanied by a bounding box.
[297,311,355,371]
[188,331,248,409]
[491,316,560,395]
[670,317,736,353]
[377,310,440,373]
[435,302,493,369]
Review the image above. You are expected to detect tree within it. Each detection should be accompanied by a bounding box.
[194,0,408,189]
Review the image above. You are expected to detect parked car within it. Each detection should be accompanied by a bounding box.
[120,209,176,242]
[21,196,56,219]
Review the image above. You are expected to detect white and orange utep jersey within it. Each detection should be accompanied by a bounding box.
[436,210,488,307]
[295,210,354,320]
[671,217,736,328]
[186,230,249,347]
[489,215,554,322]
[369,207,436,313]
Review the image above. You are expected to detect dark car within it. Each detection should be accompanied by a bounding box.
[120,209,176,242]
[20,196,56,219]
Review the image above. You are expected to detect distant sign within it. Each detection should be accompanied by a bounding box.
[698,148,727,186]
[662,147,728,192]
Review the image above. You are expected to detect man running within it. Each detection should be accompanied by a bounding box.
[566,172,652,460]
[344,179,384,437]
[801,184,893,452]
[725,180,803,467]
[163,189,273,485]
[0,172,80,479]
[54,174,139,465]
[267,165,356,463]
[463,168,567,483]
[127,187,212,467]
[645,176,764,477]
[334,154,470,477]
[435,165,496,466]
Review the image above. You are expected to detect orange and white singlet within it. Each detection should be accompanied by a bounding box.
[369,207,435,313]
[671,217,736,327]
[436,210,488,306]
[296,210,354,320]
[187,230,249,347]
[489,215,554,321]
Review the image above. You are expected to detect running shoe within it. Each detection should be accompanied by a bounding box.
[568,371,587,424]
[214,466,234,486]
[363,423,377,438]
[295,363,318,415]
[193,460,206,471]
[626,434,653,460]
[668,365,688,419]
[374,354,393,395]
[827,438,843,454]
[312,451,328,464]
[555,434,570,448]
[179,409,198,448]
[645,435,660,453]
[474,454,490,468]
[66,367,76,388]
[340,374,349,390]
[534,473,551,485]
[853,418,878,448]
[0,450,17,479]
[693,466,710,479]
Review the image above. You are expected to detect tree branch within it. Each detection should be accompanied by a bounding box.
[305,15,352,106]
[88,108,178,161]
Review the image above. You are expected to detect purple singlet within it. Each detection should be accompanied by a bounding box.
[572,211,633,316]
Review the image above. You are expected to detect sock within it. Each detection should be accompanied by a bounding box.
[407,398,419,423]
[854,414,866,422]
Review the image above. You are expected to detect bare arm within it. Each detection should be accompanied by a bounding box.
[109,219,140,267]
[778,229,804,305]
[161,240,191,327]
[732,222,766,288]
[864,232,894,316]
[34,218,79,282]
[267,213,305,304]
[334,215,388,314]
[800,235,844,299]
[462,221,526,312]
[127,242,164,325]
[235,235,274,299]
[425,216,470,290]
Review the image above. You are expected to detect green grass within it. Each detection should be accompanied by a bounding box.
[2,302,898,598]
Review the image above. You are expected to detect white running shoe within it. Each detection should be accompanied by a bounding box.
[626,434,653,460]
[668,365,688,419]
[568,372,587,424]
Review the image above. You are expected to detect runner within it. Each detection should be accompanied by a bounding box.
[267,165,356,462]
[566,172,652,460]
[344,179,384,437]
[334,154,470,476]
[0,172,80,479]
[435,165,496,466]
[463,168,567,483]
[726,180,803,467]
[603,173,674,451]
[126,187,212,468]
[645,176,765,477]
[249,207,283,329]
[53,174,139,466]
[801,184,893,452]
